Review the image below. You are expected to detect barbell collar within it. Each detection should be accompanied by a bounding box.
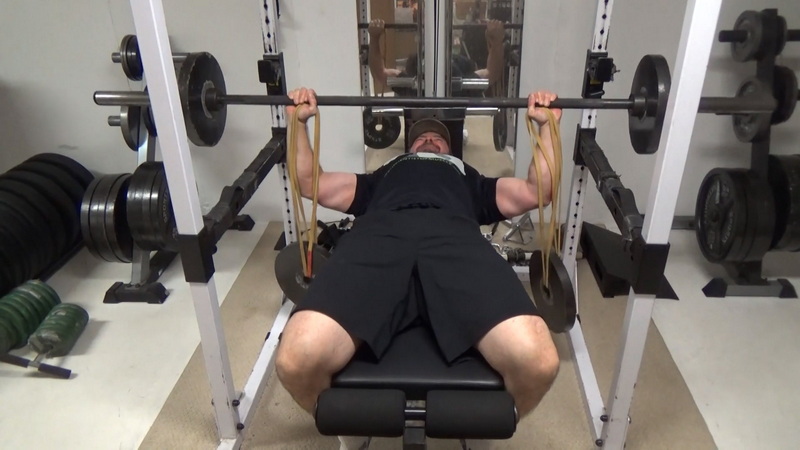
[107,115,121,127]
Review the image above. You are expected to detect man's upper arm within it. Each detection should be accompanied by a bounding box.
[317,172,359,213]
[495,177,539,219]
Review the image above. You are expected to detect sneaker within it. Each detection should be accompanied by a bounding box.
[338,435,371,450]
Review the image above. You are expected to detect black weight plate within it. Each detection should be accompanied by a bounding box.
[768,155,800,251]
[629,54,671,155]
[731,10,766,62]
[528,250,576,333]
[0,178,67,257]
[695,169,751,262]
[274,242,330,305]
[772,66,798,125]
[0,218,33,289]
[143,105,157,137]
[493,110,507,152]
[363,108,402,149]
[82,175,124,261]
[0,170,80,246]
[149,168,178,251]
[0,191,54,275]
[120,105,147,151]
[740,171,775,261]
[12,160,87,213]
[26,153,95,190]
[127,162,163,250]
[178,52,227,147]
[104,174,133,263]
[732,78,772,143]
[120,34,144,81]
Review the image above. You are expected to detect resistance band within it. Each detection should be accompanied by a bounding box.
[526,109,563,288]
[287,105,321,278]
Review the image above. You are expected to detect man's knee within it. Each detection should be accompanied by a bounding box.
[479,315,560,383]
[275,310,358,385]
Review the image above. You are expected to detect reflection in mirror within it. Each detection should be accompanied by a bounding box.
[360,0,521,181]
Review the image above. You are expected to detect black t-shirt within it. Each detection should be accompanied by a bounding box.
[346,153,507,225]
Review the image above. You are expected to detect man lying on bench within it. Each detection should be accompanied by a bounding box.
[275,88,561,447]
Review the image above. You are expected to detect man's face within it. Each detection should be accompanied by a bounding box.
[410,131,450,155]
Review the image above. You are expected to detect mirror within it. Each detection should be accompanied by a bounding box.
[359,0,522,179]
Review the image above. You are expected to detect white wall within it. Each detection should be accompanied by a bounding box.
[515,0,800,228]
[0,0,362,225]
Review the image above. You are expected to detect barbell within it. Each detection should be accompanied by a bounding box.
[356,22,524,31]
[93,52,797,152]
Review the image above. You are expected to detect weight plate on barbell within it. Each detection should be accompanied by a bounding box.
[120,34,144,81]
[772,66,798,125]
[629,54,671,155]
[120,104,147,151]
[149,168,178,252]
[82,174,132,262]
[26,153,95,190]
[363,108,402,149]
[128,162,171,251]
[730,10,766,62]
[768,155,800,251]
[528,250,576,333]
[274,241,331,305]
[695,169,754,263]
[493,110,507,152]
[179,52,227,147]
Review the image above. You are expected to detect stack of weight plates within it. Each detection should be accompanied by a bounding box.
[0,154,94,297]
[0,280,61,354]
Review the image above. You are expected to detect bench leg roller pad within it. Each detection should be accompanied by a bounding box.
[315,388,406,437]
[426,390,516,439]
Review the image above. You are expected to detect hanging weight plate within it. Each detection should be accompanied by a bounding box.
[149,168,178,251]
[128,162,163,250]
[0,217,33,290]
[695,169,753,263]
[274,242,331,305]
[104,174,133,262]
[528,250,576,333]
[740,171,775,262]
[732,78,772,143]
[363,108,402,149]
[178,52,227,147]
[492,110,507,152]
[119,104,147,151]
[26,153,95,190]
[772,66,798,125]
[629,54,671,155]
[82,174,131,262]
[729,10,766,63]
[119,34,144,81]
[768,155,800,251]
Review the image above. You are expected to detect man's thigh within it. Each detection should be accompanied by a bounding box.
[475,315,556,375]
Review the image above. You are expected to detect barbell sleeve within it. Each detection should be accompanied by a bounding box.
[718,29,800,43]
[697,96,777,114]
[111,51,189,64]
[357,22,523,30]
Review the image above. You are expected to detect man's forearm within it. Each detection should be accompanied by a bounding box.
[485,38,505,91]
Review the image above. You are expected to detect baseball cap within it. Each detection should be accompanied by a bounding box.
[407,118,451,148]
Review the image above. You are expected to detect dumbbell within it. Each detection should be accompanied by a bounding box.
[111,34,188,81]
[718,9,800,62]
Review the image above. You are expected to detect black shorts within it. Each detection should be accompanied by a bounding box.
[296,208,538,363]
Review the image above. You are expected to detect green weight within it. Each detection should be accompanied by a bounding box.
[0,317,17,352]
[0,294,40,332]
[24,280,61,308]
[0,303,29,348]
[29,303,89,357]
[11,286,51,319]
